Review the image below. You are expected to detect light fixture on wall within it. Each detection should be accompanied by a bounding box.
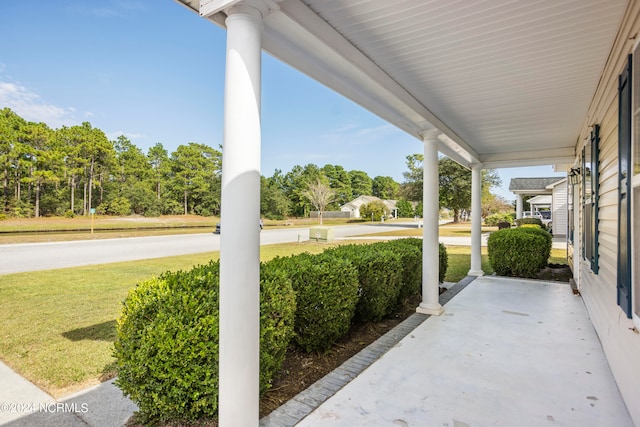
[568,167,581,185]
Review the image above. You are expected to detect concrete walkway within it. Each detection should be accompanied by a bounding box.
[287,277,633,427]
[0,367,137,427]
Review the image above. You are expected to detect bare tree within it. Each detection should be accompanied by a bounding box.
[303,179,335,224]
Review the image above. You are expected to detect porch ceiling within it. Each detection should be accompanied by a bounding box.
[176,0,628,168]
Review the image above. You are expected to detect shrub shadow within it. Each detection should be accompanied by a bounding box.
[62,320,117,342]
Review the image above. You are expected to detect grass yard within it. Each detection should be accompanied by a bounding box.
[0,240,367,398]
[0,223,568,399]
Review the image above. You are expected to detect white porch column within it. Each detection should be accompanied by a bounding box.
[417,130,444,315]
[218,4,263,426]
[516,194,523,219]
[469,163,484,276]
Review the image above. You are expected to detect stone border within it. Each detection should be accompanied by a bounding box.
[259,275,477,427]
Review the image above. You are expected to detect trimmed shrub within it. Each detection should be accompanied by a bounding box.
[398,238,448,283]
[378,239,422,299]
[484,213,513,227]
[327,244,403,323]
[113,260,296,423]
[487,227,552,278]
[439,242,448,283]
[497,221,511,230]
[259,261,297,392]
[514,217,543,228]
[520,223,541,229]
[269,252,359,352]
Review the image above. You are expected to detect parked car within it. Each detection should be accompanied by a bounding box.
[214,219,263,234]
[522,210,552,228]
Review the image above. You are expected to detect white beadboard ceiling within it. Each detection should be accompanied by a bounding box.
[176,0,629,168]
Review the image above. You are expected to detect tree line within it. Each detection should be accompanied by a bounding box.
[0,107,511,221]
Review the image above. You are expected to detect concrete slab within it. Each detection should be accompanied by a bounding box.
[296,276,633,427]
[0,360,137,427]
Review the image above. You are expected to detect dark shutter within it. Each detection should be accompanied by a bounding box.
[618,55,632,318]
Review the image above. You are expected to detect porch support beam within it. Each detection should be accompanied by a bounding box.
[468,163,484,276]
[417,130,444,316]
[218,3,263,426]
[516,194,523,219]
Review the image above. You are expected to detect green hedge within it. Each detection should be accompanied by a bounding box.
[484,213,513,227]
[376,240,422,300]
[487,227,552,278]
[113,260,296,423]
[327,244,403,323]
[397,238,448,283]
[113,238,451,422]
[269,252,359,352]
[514,217,544,228]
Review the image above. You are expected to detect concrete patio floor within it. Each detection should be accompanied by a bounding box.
[290,276,633,427]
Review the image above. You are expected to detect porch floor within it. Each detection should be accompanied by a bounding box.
[294,276,633,427]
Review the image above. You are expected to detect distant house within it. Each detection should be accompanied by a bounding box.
[340,195,397,219]
[548,178,568,238]
[509,177,567,236]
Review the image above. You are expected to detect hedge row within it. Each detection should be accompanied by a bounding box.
[114,238,448,423]
[484,212,515,226]
[487,227,552,278]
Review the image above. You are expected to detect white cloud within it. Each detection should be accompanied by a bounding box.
[0,81,77,128]
[106,131,147,141]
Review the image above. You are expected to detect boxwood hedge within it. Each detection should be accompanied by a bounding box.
[113,260,296,423]
[487,227,552,278]
[327,244,403,323]
[113,237,450,423]
[269,252,360,352]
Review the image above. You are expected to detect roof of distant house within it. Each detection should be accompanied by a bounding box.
[509,177,564,193]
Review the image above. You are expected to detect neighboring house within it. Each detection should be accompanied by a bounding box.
[340,195,397,219]
[508,177,564,219]
[548,178,568,238]
[509,177,567,236]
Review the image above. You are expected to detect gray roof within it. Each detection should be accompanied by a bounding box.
[508,177,564,192]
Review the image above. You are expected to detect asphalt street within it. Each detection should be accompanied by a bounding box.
[0,222,418,274]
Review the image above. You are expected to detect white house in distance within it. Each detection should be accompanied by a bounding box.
[509,177,568,237]
[340,195,397,219]
[175,1,640,425]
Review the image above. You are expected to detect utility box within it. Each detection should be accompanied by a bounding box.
[309,226,334,242]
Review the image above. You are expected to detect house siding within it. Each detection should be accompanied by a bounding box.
[551,182,567,237]
[575,1,640,424]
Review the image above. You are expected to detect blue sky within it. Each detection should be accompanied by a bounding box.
[0,0,564,202]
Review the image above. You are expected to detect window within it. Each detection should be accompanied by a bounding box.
[583,125,599,273]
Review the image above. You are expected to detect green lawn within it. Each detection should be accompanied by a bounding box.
[0,234,568,398]
[0,241,343,397]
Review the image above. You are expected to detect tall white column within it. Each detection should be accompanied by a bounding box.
[469,163,484,276]
[417,130,444,315]
[218,4,263,426]
[516,194,523,219]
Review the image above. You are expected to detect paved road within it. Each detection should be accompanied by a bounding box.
[0,222,419,275]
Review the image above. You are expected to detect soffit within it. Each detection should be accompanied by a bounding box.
[175,0,629,168]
